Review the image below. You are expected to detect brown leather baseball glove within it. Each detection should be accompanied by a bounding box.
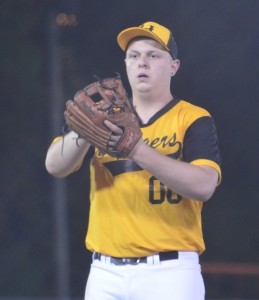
[64,74,142,158]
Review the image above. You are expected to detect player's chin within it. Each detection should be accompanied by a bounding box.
[135,82,152,93]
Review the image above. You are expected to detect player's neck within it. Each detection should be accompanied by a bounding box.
[133,92,173,124]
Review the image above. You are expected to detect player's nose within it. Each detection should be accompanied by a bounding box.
[138,54,149,68]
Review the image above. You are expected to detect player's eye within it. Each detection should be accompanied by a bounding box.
[149,53,159,59]
[128,53,138,60]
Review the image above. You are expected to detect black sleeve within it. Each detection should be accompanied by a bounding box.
[183,116,221,166]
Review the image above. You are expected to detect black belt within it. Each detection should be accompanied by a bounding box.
[93,251,178,265]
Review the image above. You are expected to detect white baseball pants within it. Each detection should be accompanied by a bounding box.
[84,251,205,300]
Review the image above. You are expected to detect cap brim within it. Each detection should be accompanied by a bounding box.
[117,27,170,52]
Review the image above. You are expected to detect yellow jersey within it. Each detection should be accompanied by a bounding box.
[85,99,221,257]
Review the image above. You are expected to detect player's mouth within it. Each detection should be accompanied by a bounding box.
[137,73,149,79]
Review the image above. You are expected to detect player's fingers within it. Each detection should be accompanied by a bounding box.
[108,131,123,146]
[104,120,123,135]
[104,120,124,147]
[107,138,120,147]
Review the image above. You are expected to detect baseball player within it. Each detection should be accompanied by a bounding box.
[45,21,221,300]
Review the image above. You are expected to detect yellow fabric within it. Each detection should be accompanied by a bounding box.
[85,100,221,257]
[52,136,63,143]
[117,21,172,52]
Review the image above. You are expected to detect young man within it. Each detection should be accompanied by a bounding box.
[45,21,221,300]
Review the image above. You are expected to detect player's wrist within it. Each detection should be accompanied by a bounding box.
[128,138,146,160]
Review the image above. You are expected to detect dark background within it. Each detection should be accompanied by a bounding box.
[1,0,258,299]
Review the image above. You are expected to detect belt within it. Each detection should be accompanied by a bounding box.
[93,251,179,265]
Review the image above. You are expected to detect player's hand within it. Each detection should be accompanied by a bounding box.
[104,120,124,147]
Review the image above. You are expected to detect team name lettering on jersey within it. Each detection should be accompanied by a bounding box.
[144,132,181,149]
[103,132,182,176]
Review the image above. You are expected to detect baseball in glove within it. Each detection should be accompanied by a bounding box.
[64,73,142,158]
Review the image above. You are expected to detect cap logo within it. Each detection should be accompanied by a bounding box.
[140,24,155,32]
[117,21,178,59]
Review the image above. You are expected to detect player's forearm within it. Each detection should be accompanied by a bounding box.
[129,140,218,202]
[45,131,91,178]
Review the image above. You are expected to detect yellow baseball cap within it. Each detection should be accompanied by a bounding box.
[117,21,178,59]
